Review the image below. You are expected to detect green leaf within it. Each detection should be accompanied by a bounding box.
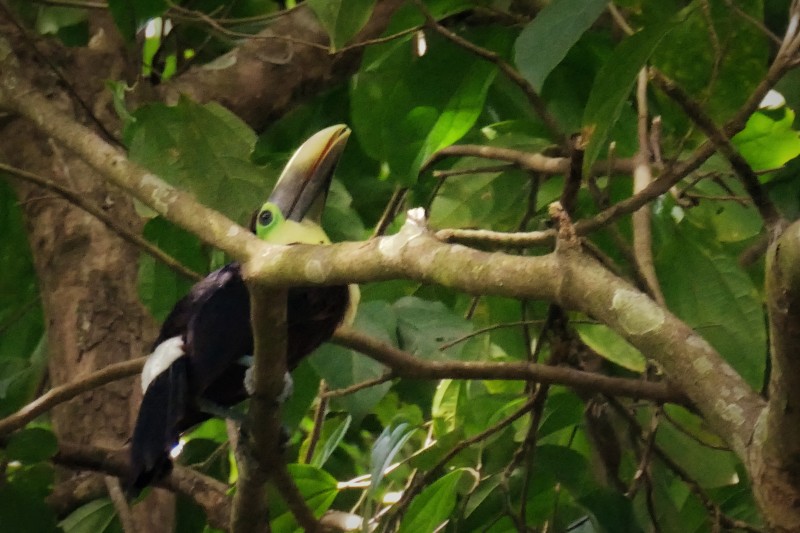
[126,98,267,225]
[431,379,464,435]
[656,414,739,489]
[307,0,376,50]
[269,464,338,533]
[351,30,506,183]
[514,0,607,91]
[0,483,59,533]
[137,216,207,322]
[394,296,473,360]
[656,222,765,389]
[6,427,58,463]
[575,323,647,372]
[369,420,416,497]
[398,469,470,533]
[0,182,44,415]
[309,414,352,468]
[732,107,800,174]
[59,498,120,533]
[537,390,585,440]
[682,175,763,243]
[650,0,768,123]
[310,301,394,421]
[583,18,677,173]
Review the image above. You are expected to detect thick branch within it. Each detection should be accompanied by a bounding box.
[158,0,404,130]
[764,219,800,459]
[230,286,286,533]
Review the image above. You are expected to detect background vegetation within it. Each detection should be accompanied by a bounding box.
[1,0,800,531]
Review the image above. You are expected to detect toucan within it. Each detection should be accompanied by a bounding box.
[128,125,356,494]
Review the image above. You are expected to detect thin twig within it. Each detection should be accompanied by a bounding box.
[432,163,515,178]
[322,373,394,398]
[632,69,665,305]
[387,396,539,529]
[650,69,786,238]
[372,186,407,238]
[609,399,765,533]
[333,327,690,406]
[304,381,329,465]
[1,163,203,282]
[0,357,146,437]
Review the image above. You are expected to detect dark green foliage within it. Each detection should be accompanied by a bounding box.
[4,0,799,530]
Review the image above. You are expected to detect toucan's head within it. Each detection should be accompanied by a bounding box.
[252,124,350,245]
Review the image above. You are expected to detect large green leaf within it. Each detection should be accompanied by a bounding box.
[514,0,607,91]
[59,498,120,533]
[137,216,208,322]
[583,17,677,173]
[0,483,59,533]
[351,30,507,184]
[307,0,376,50]
[393,296,474,360]
[397,469,470,533]
[0,180,45,416]
[576,323,647,372]
[309,301,395,420]
[269,464,338,533]
[126,98,268,225]
[5,427,58,463]
[649,0,768,123]
[682,171,763,243]
[656,222,765,389]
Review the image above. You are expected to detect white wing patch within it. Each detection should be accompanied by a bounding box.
[141,336,185,393]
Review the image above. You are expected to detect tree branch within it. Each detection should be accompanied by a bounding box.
[231,286,285,532]
[51,441,230,530]
[632,69,665,305]
[650,70,785,237]
[334,328,687,406]
[0,357,146,437]
[158,0,405,130]
[422,144,637,176]
[0,163,202,282]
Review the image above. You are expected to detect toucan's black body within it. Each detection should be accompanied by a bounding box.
[128,125,353,494]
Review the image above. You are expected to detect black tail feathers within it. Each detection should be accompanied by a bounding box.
[127,357,189,497]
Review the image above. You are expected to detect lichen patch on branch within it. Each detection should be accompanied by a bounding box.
[141,173,176,213]
[611,288,665,335]
[304,259,328,283]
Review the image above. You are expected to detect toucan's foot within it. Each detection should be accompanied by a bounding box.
[243,368,293,405]
[197,399,246,423]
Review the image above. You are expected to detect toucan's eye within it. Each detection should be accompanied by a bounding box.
[258,210,273,226]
